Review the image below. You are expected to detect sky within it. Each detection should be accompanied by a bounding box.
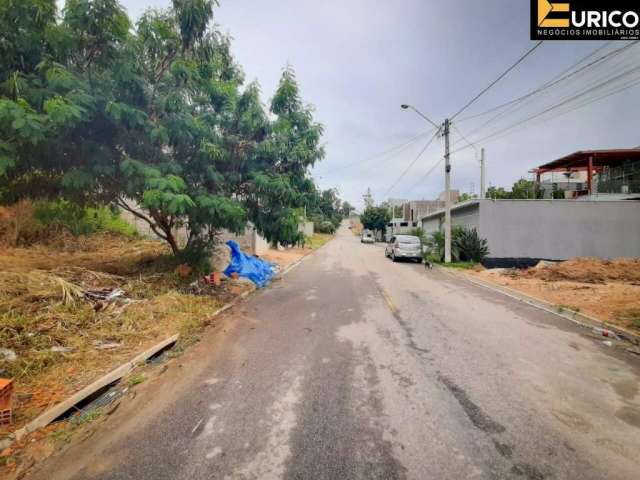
[107,0,639,209]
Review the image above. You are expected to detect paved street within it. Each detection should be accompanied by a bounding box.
[32,225,640,480]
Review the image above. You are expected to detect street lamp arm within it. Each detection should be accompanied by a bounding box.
[400,104,440,130]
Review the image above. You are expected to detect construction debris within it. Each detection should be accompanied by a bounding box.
[0,379,13,425]
[0,349,16,363]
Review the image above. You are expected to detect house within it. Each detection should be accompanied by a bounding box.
[421,198,640,267]
[531,148,640,200]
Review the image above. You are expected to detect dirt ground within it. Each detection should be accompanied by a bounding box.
[260,233,332,268]
[261,247,307,268]
[467,258,640,333]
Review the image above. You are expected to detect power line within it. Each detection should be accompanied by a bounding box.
[384,131,439,196]
[454,41,638,143]
[450,41,544,120]
[456,41,616,123]
[450,65,640,154]
[451,124,478,152]
[316,128,435,175]
[405,157,444,194]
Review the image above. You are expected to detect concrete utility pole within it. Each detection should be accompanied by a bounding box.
[443,118,452,264]
[400,104,453,263]
[480,147,486,199]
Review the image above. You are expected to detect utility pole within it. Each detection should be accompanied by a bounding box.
[443,118,452,264]
[480,147,486,199]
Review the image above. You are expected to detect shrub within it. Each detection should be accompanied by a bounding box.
[427,226,488,262]
[316,220,336,234]
[453,227,489,262]
[32,199,137,237]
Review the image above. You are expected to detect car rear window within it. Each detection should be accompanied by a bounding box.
[397,236,420,244]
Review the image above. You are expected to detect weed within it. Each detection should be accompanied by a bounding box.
[70,409,102,426]
[127,374,146,388]
[49,426,73,443]
[615,307,640,330]
[556,304,580,313]
[305,233,332,250]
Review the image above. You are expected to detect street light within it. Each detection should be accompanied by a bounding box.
[401,104,452,263]
[399,104,440,130]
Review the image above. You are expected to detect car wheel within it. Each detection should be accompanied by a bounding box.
[416,258,423,264]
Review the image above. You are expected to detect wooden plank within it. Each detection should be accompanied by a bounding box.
[14,334,179,440]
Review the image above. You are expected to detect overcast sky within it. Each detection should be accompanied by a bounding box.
[111,0,639,209]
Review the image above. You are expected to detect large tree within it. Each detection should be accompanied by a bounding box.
[360,206,391,235]
[0,0,325,259]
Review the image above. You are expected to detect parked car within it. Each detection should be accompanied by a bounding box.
[361,231,375,244]
[385,235,422,262]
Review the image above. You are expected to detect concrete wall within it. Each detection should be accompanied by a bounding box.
[298,221,314,237]
[420,199,640,260]
[421,203,479,235]
[478,200,640,260]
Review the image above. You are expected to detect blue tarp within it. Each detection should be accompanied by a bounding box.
[223,240,276,288]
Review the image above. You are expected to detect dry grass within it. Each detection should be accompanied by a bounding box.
[306,233,332,250]
[0,233,225,432]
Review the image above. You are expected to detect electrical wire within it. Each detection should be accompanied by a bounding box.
[405,157,444,195]
[450,41,544,120]
[315,128,435,175]
[451,124,478,153]
[450,65,640,154]
[383,131,439,196]
[456,41,615,123]
[453,41,639,143]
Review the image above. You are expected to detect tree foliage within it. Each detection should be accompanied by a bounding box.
[486,178,542,200]
[360,206,390,234]
[0,0,328,260]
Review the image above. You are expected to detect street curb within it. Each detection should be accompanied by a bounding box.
[9,239,333,443]
[441,267,640,346]
[14,334,180,441]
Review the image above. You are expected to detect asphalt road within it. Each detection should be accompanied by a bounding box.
[31,225,640,480]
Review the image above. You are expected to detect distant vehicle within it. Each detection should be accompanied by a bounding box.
[385,235,422,263]
[361,231,375,244]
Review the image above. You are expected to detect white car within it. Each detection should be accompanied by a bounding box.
[361,231,375,244]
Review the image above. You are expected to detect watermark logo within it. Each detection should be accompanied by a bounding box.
[537,0,570,28]
[531,0,640,40]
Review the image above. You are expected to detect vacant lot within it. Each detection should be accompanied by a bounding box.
[468,258,640,332]
[0,233,234,436]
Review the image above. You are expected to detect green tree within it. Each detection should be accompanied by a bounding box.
[457,192,476,203]
[510,178,540,199]
[340,201,354,217]
[360,206,390,235]
[0,0,327,263]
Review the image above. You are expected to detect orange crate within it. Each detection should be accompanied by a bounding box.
[0,378,13,425]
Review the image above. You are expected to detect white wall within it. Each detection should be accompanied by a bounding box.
[478,200,640,259]
[420,199,640,260]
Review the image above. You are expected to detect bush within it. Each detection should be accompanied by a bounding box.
[453,227,489,262]
[316,220,336,234]
[427,226,488,262]
[32,199,137,237]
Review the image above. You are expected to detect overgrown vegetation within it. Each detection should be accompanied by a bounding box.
[0,199,135,247]
[0,0,344,265]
